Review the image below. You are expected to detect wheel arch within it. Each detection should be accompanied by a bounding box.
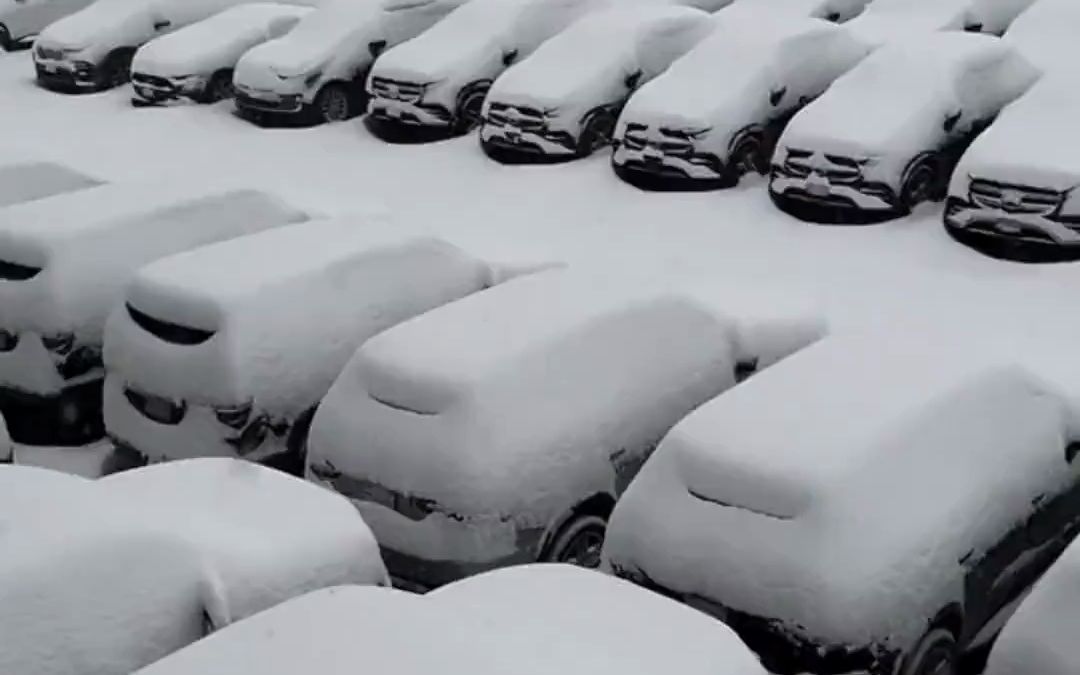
[537,492,616,561]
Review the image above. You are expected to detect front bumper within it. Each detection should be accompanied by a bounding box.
[479,122,577,161]
[234,86,306,115]
[770,172,902,224]
[612,563,891,675]
[613,144,729,191]
[944,197,1080,262]
[131,73,204,105]
[368,97,453,129]
[34,59,98,91]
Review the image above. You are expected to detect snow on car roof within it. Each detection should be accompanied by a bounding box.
[125,220,487,323]
[0,161,101,208]
[984,536,1080,675]
[100,458,388,621]
[487,4,711,107]
[38,0,150,48]
[1003,0,1080,71]
[374,0,592,81]
[950,71,1080,189]
[780,32,1016,153]
[622,12,858,127]
[356,267,733,416]
[134,3,313,74]
[845,0,973,43]
[133,585,541,675]
[429,565,769,675]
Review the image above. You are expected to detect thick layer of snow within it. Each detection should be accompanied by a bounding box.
[484,4,712,113]
[0,463,94,521]
[777,33,1038,179]
[0,0,95,43]
[1001,0,1080,72]
[845,0,1033,44]
[100,458,388,621]
[726,0,869,22]
[984,536,1080,675]
[616,11,868,156]
[107,221,491,413]
[602,332,1079,653]
[948,72,1080,197]
[133,585,529,675]
[308,268,822,565]
[0,161,101,207]
[429,565,769,675]
[133,3,312,78]
[0,185,304,395]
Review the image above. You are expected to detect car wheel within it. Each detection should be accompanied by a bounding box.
[902,628,957,675]
[576,108,616,156]
[900,157,939,211]
[453,82,488,135]
[0,24,12,52]
[268,406,317,477]
[544,514,607,569]
[201,70,234,104]
[730,131,767,177]
[100,50,133,90]
[314,83,351,124]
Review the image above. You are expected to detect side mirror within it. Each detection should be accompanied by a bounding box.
[501,49,518,67]
[368,40,387,59]
[153,19,172,31]
[943,110,962,133]
[963,22,984,33]
[769,86,787,107]
[1066,442,1080,464]
[624,70,642,90]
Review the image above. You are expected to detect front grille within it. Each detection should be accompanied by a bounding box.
[370,76,424,103]
[969,178,1063,215]
[235,92,301,113]
[486,102,545,132]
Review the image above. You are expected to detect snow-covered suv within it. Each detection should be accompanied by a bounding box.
[131,3,311,106]
[0,0,93,51]
[479,4,711,163]
[613,10,868,190]
[844,0,1035,45]
[603,334,1080,675]
[33,0,314,92]
[0,185,304,445]
[233,0,465,126]
[306,268,824,590]
[104,223,492,475]
[366,0,604,141]
[769,32,1037,224]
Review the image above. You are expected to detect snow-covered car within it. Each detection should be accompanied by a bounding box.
[612,11,868,190]
[233,0,465,126]
[130,3,311,106]
[982,535,1080,675]
[32,0,317,93]
[306,268,824,590]
[478,5,712,163]
[104,222,492,475]
[0,0,93,51]
[769,32,1037,224]
[0,185,305,446]
[602,335,1080,675]
[428,565,769,675]
[366,0,607,140]
[727,0,870,23]
[0,459,388,675]
[0,160,101,207]
[942,1,1080,263]
[943,71,1080,263]
[133,585,523,675]
[844,0,1036,45]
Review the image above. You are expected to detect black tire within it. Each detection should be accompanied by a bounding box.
[0,24,12,52]
[543,514,607,569]
[576,108,616,156]
[265,406,317,477]
[900,156,940,211]
[729,131,767,178]
[902,628,957,675]
[313,83,352,124]
[99,50,133,90]
[201,70,234,104]
[452,82,488,135]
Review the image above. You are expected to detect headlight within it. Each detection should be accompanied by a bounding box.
[303,70,322,88]
[214,401,253,429]
[685,127,711,139]
[1057,188,1080,217]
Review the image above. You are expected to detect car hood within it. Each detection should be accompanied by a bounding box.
[133,27,253,77]
[374,35,496,86]
[622,65,766,136]
[40,1,151,51]
[489,53,627,115]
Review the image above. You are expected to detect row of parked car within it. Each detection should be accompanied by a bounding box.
[13,0,1080,262]
[1,157,1080,674]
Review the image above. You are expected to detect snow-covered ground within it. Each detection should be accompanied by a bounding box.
[6,37,1080,478]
